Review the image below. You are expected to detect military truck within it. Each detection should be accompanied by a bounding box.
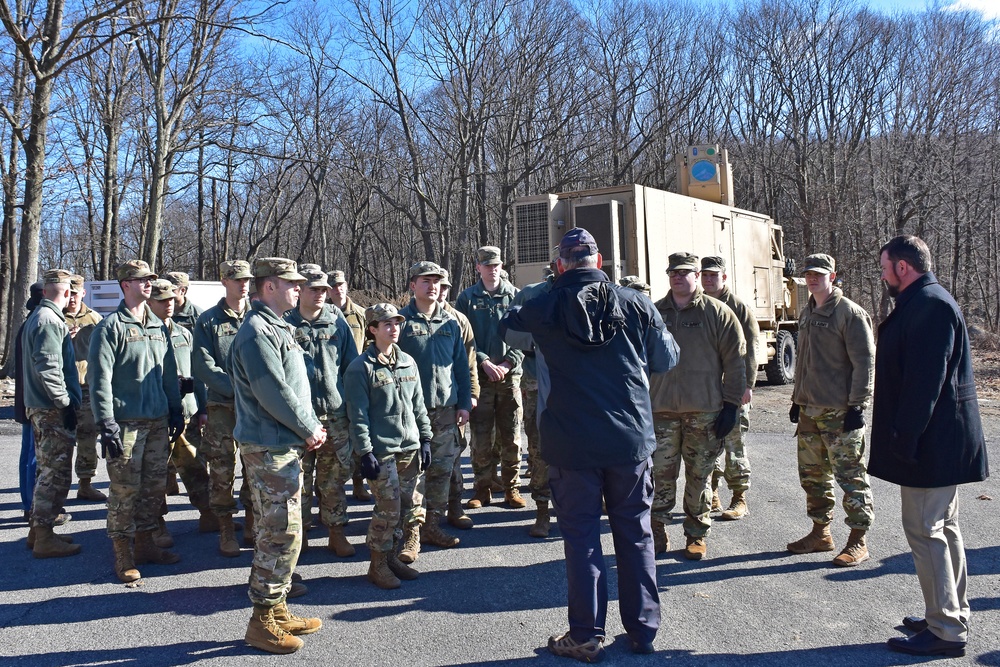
[510,145,805,384]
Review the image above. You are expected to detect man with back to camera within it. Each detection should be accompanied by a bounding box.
[870,235,988,658]
[500,227,679,662]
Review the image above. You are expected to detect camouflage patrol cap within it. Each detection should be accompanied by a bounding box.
[329,270,347,285]
[559,228,599,260]
[701,256,726,273]
[117,260,157,282]
[300,265,332,289]
[220,260,253,281]
[68,274,85,293]
[476,246,503,265]
[439,268,452,288]
[164,271,190,288]
[365,302,405,326]
[667,252,699,272]
[409,261,446,282]
[803,253,836,275]
[43,269,73,285]
[254,257,306,282]
[150,279,176,301]
[619,275,651,295]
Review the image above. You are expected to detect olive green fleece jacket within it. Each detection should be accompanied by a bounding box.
[285,304,359,420]
[344,344,433,458]
[65,303,101,386]
[711,286,760,390]
[172,298,203,333]
[168,320,207,421]
[230,301,321,450]
[87,300,182,423]
[192,297,247,405]
[442,302,480,400]
[22,300,82,410]
[792,288,874,411]
[650,288,747,414]
[455,278,524,374]
[397,299,473,412]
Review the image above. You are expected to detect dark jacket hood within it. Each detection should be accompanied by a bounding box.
[551,268,624,349]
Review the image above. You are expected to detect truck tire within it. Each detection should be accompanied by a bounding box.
[765,330,796,385]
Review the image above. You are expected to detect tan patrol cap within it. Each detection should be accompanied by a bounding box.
[365,302,405,326]
[220,260,253,281]
[803,254,836,275]
[43,269,73,285]
[164,271,190,288]
[439,268,452,288]
[620,275,651,295]
[117,260,157,282]
[409,261,445,281]
[300,264,332,289]
[667,252,699,272]
[476,246,502,265]
[150,279,176,301]
[329,270,347,285]
[254,257,306,282]
[68,274,85,293]
[701,256,726,272]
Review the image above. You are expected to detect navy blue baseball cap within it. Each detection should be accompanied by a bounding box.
[559,227,599,260]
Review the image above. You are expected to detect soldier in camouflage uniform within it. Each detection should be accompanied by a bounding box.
[164,271,203,332]
[456,246,525,509]
[64,274,106,502]
[397,262,472,561]
[23,269,83,558]
[193,260,253,556]
[88,260,185,582]
[231,258,325,655]
[650,253,746,560]
[345,303,433,590]
[701,256,759,520]
[789,254,875,567]
[285,265,359,557]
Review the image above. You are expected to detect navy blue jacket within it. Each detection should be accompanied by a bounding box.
[500,267,679,469]
[869,272,989,488]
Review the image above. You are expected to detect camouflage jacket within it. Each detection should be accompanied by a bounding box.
[285,304,358,420]
[339,297,367,356]
[397,299,473,412]
[64,302,101,388]
[711,286,760,390]
[192,297,247,405]
[455,278,524,374]
[22,299,82,411]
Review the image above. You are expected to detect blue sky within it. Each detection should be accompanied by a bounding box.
[865,0,1000,18]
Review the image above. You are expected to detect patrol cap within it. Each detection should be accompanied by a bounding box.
[43,269,73,285]
[300,265,332,289]
[559,228,598,260]
[253,257,306,282]
[68,274,85,293]
[365,302,405,326]
[667,252,699,272]
[150,279,176,301]
[476,246,503,265]
[164,271,190,288]
[619,275,651,295]
[329,270,347,285]
[220,260,253,281]
[803,253,836,275]
[409,261,446,282]
[701,256,726,273]
[117,260,157,282]
[439,268,452,288]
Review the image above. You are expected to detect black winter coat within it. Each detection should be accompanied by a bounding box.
[869,272,989,488]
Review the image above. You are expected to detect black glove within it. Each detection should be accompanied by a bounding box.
[713,402,739,439]
[789,403,800,424]
[419,440,432,472]
[99,419,124,460]
[179,376,195,396]
[843,405,865,432]
[360,452,381,480]
[168,412,186,442]
[62,405,78,432]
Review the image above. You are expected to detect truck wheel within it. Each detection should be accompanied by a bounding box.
[765,330,796,385]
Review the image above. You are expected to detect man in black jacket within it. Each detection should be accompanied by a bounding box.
[871,235,989,658]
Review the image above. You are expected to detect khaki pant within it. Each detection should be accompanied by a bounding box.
[106,418,170,539]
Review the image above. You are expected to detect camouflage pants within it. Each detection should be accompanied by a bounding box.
[368,450,420,552]
[449,424,470,504]
[652,412,724,538]
[74,387,99,480]
[106,418,170,539]
[313,417,352,528]
[241,444,302,607]
[27,408,75,528]
[166,417,211,511]
[522,379,550,504]
[796,407,875,530]
[419,406,462,518]
[469,374,522,491]
[712,404,752,493]
[202,404,248,517]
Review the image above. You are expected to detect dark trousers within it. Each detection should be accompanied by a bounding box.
[548,458,659,644]
[19,424,37,513]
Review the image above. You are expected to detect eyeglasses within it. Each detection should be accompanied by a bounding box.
[127,277,153,284]
[667,269,694,277]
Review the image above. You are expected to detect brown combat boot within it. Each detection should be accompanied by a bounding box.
[466,486,492,509]
[720,492,748,521]
[31,525,82,559]
[832,528,869,567]
[152,516,174,548]
[352,475,372,501]
[26,526,73,550]
[166,472,180,496]
[447,497,473,530]
[367,550,401,589]
[528,501,551,538]
[684,535,707,560]
[421,513,460,549]
[219,514,241,557]
[388,538,419,581]
[112,537,141,583]
[711,488,722,512]
[243,508,255,546]
[198,509,220,533]
[505,487,527,509]
[327,525,356,558]
[272,601,322,635]
[787,522,835,554]
[245,604,303,654]
[76,478,107,502]
[398,523,421,563]
[651,519,669,554]
[134,530,181,565]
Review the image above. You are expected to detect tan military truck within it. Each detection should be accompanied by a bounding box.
[511,145,806,384]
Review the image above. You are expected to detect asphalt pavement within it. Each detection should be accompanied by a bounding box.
[1,386,998,666]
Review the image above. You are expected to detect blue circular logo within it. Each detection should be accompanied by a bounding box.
[691,160,717,182]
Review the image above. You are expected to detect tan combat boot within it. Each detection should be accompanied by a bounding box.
[26,526,73,550]
[219,514,241,557]
[787,522,835,554]
[152,516,174,548]
[447,497,473,530]
[720,492,748,521]
[528,501,551,538]
[684,535,707,560]
[466,485,492,509]
[112,537,141,583]
[327,525,356,557]
[272,601,322,635]
[388,538,419,581]
[651,519,669,554]
[198,508,221,533]
[398,523,421,563]
[711,488,722,512]
[367,550,401,589]
[31,525,82,559]
[245,604,303,654]
[421,513,460,549]
[76,478,107,502]
[243,508,255,546]
[505,487,527,509]
[352,474,372,501]
[832,528,869,567]
[134,530,181,565]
